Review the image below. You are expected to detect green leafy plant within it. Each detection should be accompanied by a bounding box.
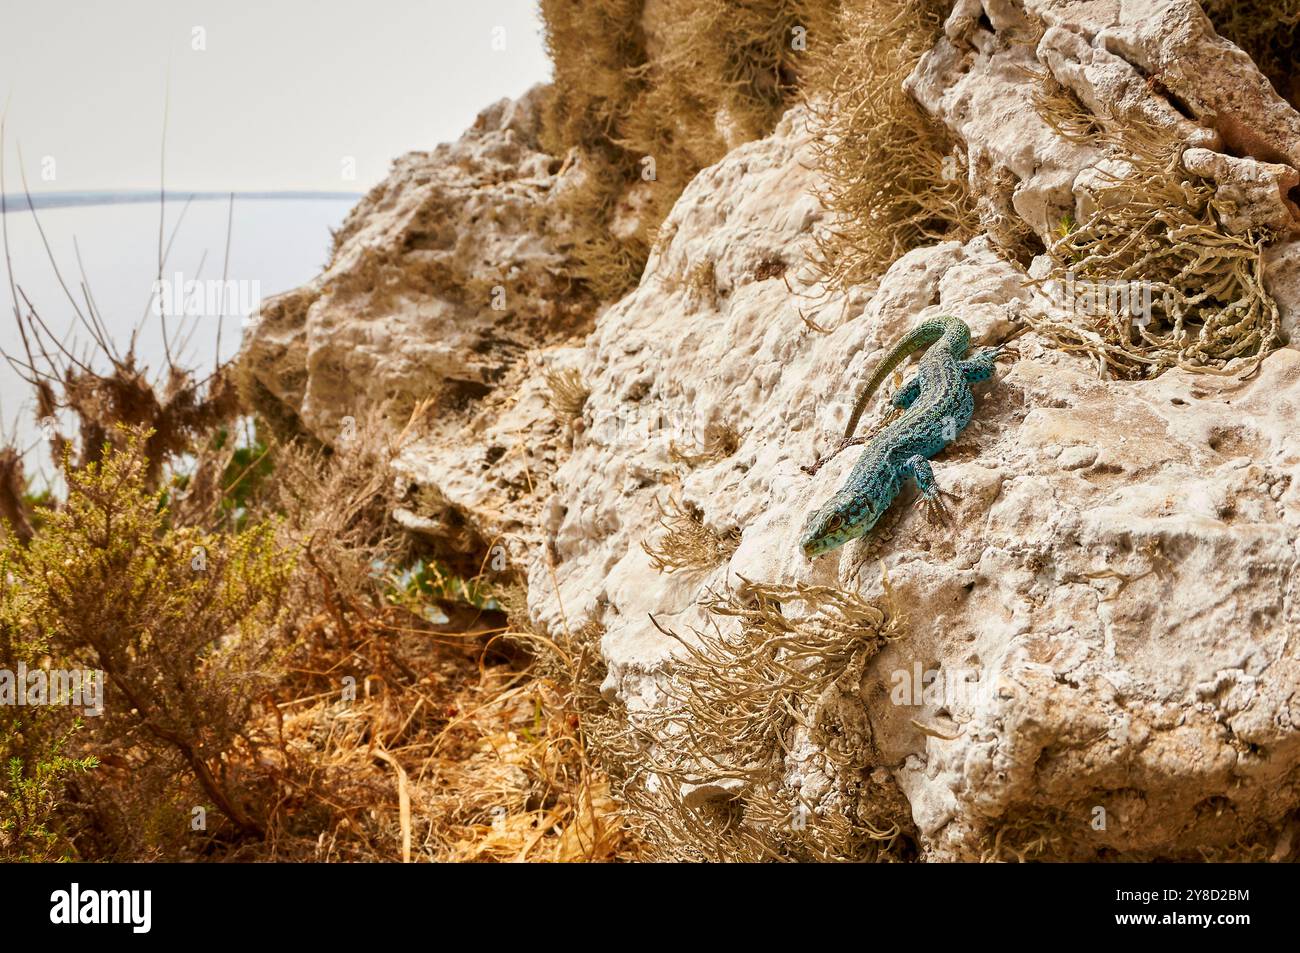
[0,725,97,862]
[11,428,292,847]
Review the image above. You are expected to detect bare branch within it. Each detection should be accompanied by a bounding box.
[216,191,234,373]
[1,114,39,379]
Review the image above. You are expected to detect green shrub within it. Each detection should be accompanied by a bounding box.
[0,542,97,861]
[4,429,292,853]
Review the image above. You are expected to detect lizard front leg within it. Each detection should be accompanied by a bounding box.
[959,343,1019,384]
[903,453,961,525]
[801,434,867,476]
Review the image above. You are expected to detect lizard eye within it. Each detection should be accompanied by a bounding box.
[825,514,844,533]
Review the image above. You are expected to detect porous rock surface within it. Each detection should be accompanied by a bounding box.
[242,0,1300,859]
[239,85,587,448]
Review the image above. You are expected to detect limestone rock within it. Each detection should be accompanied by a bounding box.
[1182,147,1300,235]
[1265,239,1300,344]
[911,0,1300,244]
[1093,0,1300,168]
[525,101,1300,859]
[240,84,591,446]
[241,1,1300,861]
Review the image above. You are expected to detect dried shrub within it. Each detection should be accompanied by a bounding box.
[214,413,473,862]
[541,0,819,300]
[550,153,653,301]
[982,811,1068,863]
[1029,68,1104,144]
[0,447,35,544]
[57,363,241,488]
[805,0,979,291]
[641,496,740,574]
[626,579,914,860]
[545,367,590,421]
[2,241,241,491]
[1028,120,1282,379]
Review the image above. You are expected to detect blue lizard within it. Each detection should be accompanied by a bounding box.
[800,315,1013,557]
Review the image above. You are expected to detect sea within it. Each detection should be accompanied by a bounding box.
[0,192,358,482]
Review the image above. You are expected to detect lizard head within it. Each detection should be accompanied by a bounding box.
[799,489,882,558]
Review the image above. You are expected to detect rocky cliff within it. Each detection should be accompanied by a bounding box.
[241,0,1300,860]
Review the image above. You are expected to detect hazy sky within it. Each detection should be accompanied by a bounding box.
[0,0,553,193]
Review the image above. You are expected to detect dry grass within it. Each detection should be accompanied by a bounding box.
[490,615,648,862]
[1028,119,1283,379]
[804,0,979,292]
[252,623,640,862]
[541,0,819,301]
[246,414,641,862]
[621,578,916,861]
[641,495,741,574]
[667,423,740,467]
[683,260,718,311]
[545,366,590,421]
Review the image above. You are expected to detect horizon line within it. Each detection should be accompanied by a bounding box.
[1,189,365,213]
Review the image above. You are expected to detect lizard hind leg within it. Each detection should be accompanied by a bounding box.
[903,454,961,526]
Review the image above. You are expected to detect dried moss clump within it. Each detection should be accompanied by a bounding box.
[627,579,914,861]
[1029,121,1282,379]
[806,0,979,291]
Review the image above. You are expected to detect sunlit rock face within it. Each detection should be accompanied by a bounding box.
[242,1,1300,860]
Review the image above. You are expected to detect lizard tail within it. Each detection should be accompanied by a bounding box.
[841,315,969,440]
